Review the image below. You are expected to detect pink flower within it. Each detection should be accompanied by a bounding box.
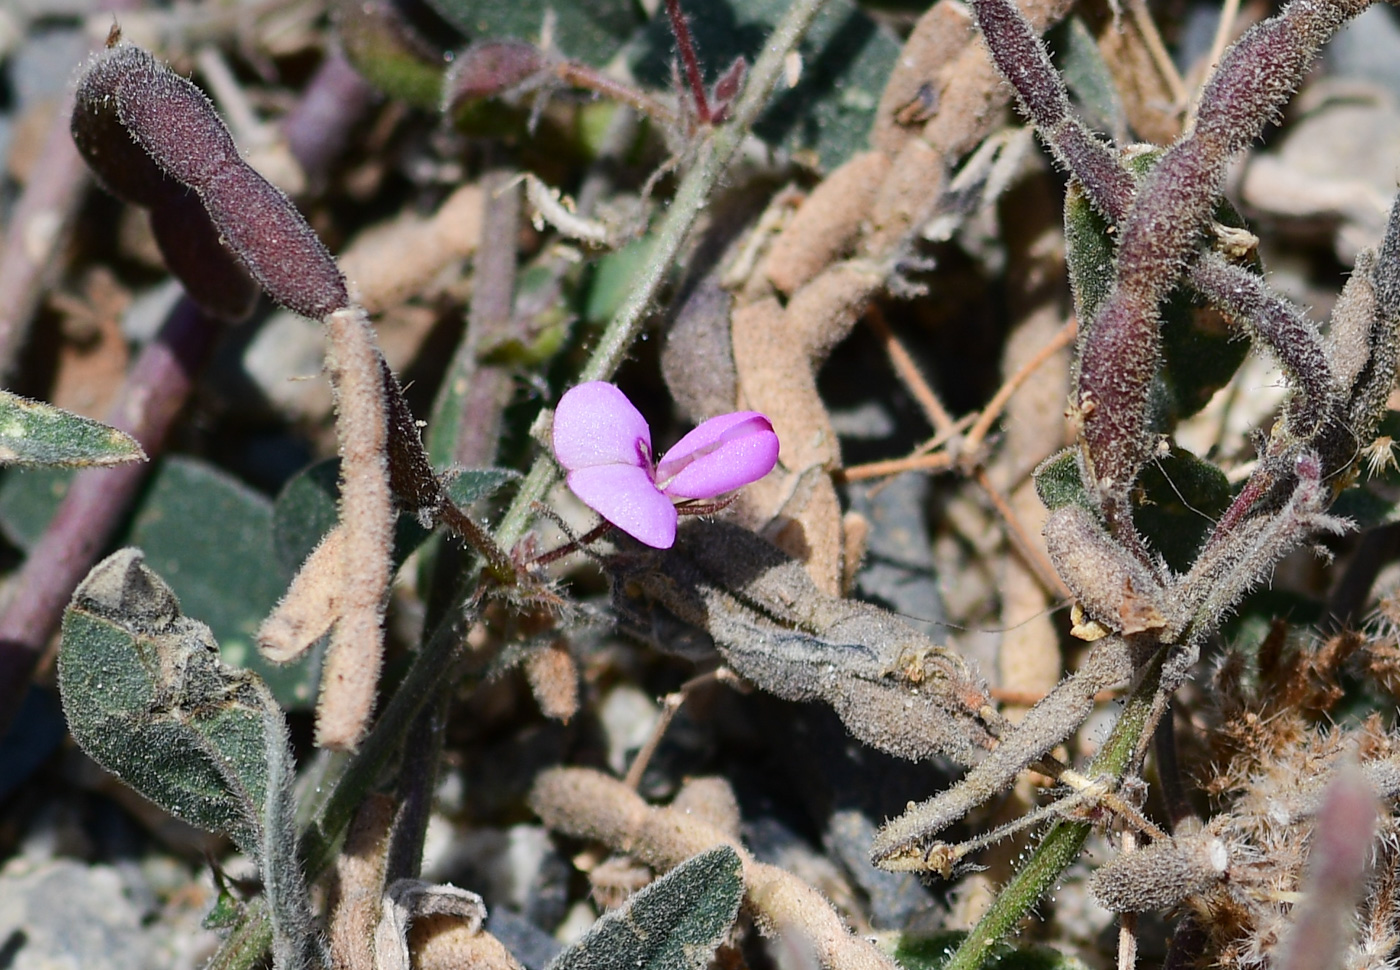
[551,382,779,548]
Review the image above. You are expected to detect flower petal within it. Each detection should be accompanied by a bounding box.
[552,382,652,473]
[566,464,678,548]
[655,412,779,499]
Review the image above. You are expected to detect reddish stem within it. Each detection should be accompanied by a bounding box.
[0,298,219,738]
[528,522,616,567]
[1203,466,1273,551]
[665,0,712,124]
[281,47,378,189]
[0,2,144,382]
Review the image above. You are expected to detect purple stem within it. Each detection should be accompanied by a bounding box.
[666,0,712,124]
[1275,767,1377,970]
[0,298,218,737]
[0,2,145,381]
[0,94,90,382]
[435,168,520,471]
[1077,0,1371,509]
[281,46,378,189]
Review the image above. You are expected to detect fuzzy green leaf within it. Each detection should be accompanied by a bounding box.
[127,457,315,709]
[1063,180,1117,329]
[1133,446,1232,573]
[585,235,660,326]
[1033,448,1094,512]
[0,466,72,550]
[1051,17,1124,138]
[338,0,449,108]
[1067,147,1255,427]
[546,845,743,970]
[0,390,144,468]
[58,549,279,856]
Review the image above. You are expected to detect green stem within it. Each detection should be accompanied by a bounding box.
[944,648,1168,970]
[300,598,478,879]
[316,0,834,861]
[492,0,829,552]
[205,5,830,966]
[204,899,274,970]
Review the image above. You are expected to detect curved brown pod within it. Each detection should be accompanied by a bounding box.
[200,168,349,320]
[1043,504,1168,636]
[72,44,170,208]
[71,40,348,321]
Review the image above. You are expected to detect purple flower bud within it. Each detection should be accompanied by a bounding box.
[551,382,779,548]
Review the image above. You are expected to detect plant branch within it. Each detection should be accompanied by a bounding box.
[944,648,1168,970]
[0,298,219,739]
[492,0,831,553]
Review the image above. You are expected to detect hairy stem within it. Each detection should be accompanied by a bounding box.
[945,648,1167,970]
[492,0,831,552]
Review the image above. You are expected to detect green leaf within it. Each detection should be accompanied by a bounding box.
[272,458,519,574]
[1063,180,1117,329]
[425,0,640,66]
[1133,446,1232,573]
[1330,484,1400,530]
[0,466,73,550]
[0,390,145,467]
[629,0,900,170]
[1049,17,1124,139]
[338,0,451,108]
[58,549,324,970]
[585,235,659,326]
[58,549,280,856]
[272,459,342,576]
[1157,286,1249,424]
[126,457,314,709]
[1067,147,1255,427]
[1033,448,1093,512]
[0,458,316,708]
[546,845,744,970]
[443,466,522,505]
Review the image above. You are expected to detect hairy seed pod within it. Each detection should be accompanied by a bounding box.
[1044,505,1166,635]
[71,41,349,321]
[1090,832,1229,912]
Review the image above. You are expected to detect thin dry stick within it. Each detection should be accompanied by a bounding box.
[913,412,980,456]
[0,3,144,380]
[1128,0,1190,109]
[838,415,977,479]
[837,451,956,481]
[962,318,1077,454]
[0,102,89,379]
[195,46,267,152]
[866,305,958,437]
[841,319,1074,479]
[1204,0,1244,78]
[974,466,1071,600]
[1186,0,1243,124]
[849,307,1073,598]
[622,669,738,789]
[1117,832,1139,970]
